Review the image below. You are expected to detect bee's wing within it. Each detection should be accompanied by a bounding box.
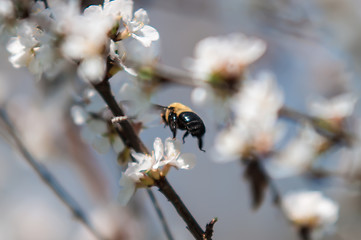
[151,103,169,112]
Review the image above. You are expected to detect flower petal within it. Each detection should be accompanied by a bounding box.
[134,8,149,25]
[70,105,88,125]
[131,25,159,47]
[118,175,136,206]
[78,56,106,84]
[165,137,180,158]
[131,152,147,163]
[153,137,164,164]
[175,153,196,169]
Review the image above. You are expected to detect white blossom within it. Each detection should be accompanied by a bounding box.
[309,93,357,121]
[60,11,111,82]
[214,72,284,161]
[0,0,14,20]
[189,33,266,82]
[282,191,339,233]
[232,72,283,123]
[71,89,123,155]
[122,8,159,47]
[118,137,195,205]
[6,21,40,69]
[5,3,70,80]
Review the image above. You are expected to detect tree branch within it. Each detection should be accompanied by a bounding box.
[0,109,105,240]
[155,177,205,240]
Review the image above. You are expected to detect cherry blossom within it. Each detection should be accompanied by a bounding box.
[118,137,195,205]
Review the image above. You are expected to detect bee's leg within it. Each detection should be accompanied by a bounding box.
[182,131,189,144]
[197,137,205,152]
[169,113,177,139]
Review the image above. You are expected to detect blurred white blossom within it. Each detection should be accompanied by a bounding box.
[309,93,357,123]
[5,2,71,80]
[189,33,266,84]
[71,89,124,155]
[215,72,284,161]
[7,21,42,69]
[0,0,14,20]
[282,191,339,237]
[118,137,195,205]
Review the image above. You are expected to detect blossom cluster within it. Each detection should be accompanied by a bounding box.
[118,137,195,205]
[3,0,159,83]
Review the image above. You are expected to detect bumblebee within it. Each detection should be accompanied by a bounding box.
[160,102,206,152]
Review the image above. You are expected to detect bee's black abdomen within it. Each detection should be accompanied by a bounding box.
[178,112,206,136]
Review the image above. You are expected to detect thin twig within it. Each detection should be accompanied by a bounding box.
[279,106,353,146]
[0,109,105,240]
[203,218,218,240]
[146,189,174,240]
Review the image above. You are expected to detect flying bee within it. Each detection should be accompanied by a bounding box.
[158,102,206,152]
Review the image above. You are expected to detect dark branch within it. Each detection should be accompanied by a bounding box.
[155,177,205,240]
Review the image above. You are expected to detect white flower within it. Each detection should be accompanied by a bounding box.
[214,126,247,162]
[5,4,69,80]
[58,1,116,83]
[282,191,339,231]
[85,0,132,22]
[233,72,283,123]
[118,137,195,205]
[309,93,357,121]
[162,138,196,169]
[6,22,39,69]
[189,33,266,82]
[78,56,107,84]
[0,0,14,19]
[122,8,159,47]
[127,137,194,177]
[214,72,284,161]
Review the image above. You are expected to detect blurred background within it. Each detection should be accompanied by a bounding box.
[1,0,361,239]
